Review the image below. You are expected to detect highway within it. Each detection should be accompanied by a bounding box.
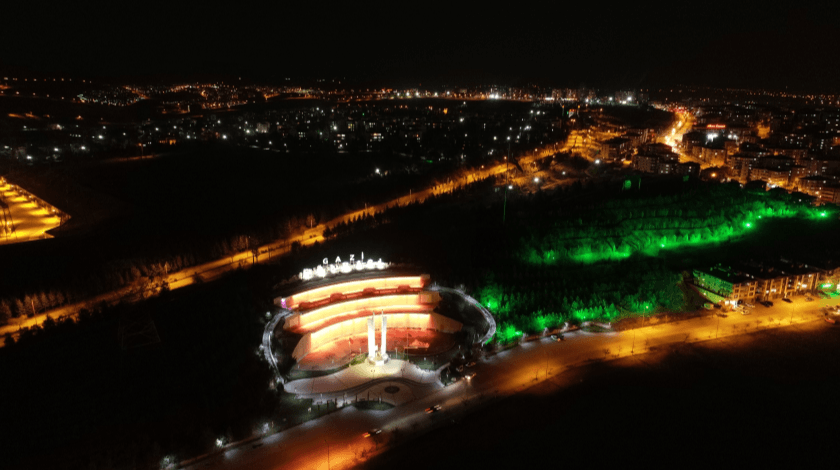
[0,161,515,342]
[0,107,732,341]
[183,293,839,470]
[0,110,706,340]
[0,121,580,337]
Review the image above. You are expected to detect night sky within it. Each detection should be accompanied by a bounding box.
[3,3,840,90]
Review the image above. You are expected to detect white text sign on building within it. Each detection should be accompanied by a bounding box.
[300,252,389,281]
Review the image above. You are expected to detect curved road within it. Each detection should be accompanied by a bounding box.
[263,308,294,380]
[184,294,839,470]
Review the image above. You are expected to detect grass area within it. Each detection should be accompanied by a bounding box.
[581,324,611,333]
[274,392,348,425]
[286,363,352,381]
[353,401,395,411]
[406,346,462,370]
[0,266,279,470]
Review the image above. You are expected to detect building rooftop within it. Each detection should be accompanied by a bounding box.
[696,265,751,285]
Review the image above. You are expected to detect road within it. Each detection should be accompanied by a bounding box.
[0,111,689,339]
[661,111,692,149]
[661,112,711,169]
[0,162,514,342]
[184,293,839,470]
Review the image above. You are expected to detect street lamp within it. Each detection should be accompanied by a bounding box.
[506,137,511,185]
[324,439,330,470]
[503,184,512,223]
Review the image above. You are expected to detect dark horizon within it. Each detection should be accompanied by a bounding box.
[3,4,840,92]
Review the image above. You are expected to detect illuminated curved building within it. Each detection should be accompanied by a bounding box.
[275,275,462,367]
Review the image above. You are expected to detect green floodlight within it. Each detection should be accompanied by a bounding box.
[660,244,665,248]
[823,283,833,288]
[820,212,826,217]
[745,222,752,228]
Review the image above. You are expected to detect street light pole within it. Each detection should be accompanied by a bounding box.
[503,185,509,224]
[324,439,330,470]
[506,137,511,185]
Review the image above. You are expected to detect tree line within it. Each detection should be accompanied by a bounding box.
[308,177,836,345]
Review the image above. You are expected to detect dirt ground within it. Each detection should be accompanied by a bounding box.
[362,320,840,469]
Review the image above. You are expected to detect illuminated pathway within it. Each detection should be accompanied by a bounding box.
[183,295,839,470]
[284,359,443,405]
[263,308,293,378]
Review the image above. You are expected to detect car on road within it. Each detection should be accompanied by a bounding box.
[456,365,464,372]
[781,298,792,303]
[550,334,565,342]
[805,297,814,302]
[760,300,774,307]
[363,429,382,438]
[740,310,751,315]
[466,361,476,368]
[465,372,476,380]
[425,405,442,414]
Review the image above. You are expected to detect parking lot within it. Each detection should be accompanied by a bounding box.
[0,180,62,244]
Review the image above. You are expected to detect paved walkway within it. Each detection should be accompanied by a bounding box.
[284,359,445,405]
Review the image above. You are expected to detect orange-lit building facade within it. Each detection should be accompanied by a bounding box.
[277,275,462,362]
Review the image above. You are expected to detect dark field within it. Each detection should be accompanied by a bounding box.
[363,321,840,469]
[0,142,454,301]
[0,267,280,470]
[655,217,840,272]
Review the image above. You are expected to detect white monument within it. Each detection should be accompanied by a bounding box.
[367,316,375,358]
[381,314,388,360]
[367,312,389,365]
